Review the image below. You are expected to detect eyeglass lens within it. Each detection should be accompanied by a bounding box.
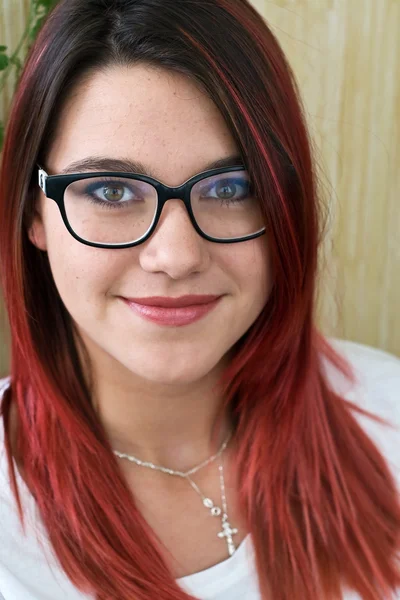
[63,170,264,244]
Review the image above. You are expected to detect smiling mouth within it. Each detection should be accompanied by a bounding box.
[120,295,223,326]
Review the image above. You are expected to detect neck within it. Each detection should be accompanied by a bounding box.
[88,356,234,474]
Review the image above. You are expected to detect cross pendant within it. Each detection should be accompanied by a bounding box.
[217,515,239,556]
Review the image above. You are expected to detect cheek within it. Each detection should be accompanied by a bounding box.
[42,201,129,296]
[220,238,272,302]
[45,233,125,311]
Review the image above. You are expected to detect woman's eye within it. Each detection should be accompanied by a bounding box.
[84,180,139,204]
[102,184,128,202]
[202,178,250,202]
[216,180,241,199]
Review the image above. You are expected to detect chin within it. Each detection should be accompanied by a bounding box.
[120,353,224,386]
[139,365,214,386]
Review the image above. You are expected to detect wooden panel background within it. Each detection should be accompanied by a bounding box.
[0,0,399,375]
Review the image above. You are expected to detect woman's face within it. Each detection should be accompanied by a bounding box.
[30,65,273,384]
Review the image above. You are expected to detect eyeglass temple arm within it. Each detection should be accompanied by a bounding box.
[38,167,48,195]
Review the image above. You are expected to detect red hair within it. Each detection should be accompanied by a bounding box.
[0,1,399,598]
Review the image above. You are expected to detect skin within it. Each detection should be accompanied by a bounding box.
[28,64,273,480]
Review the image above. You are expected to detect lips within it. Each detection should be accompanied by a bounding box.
[121,295,222,308]
[120,295,223,326]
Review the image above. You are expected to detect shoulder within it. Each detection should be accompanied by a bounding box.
[0,376,11,415]
[329,337,400,375]
[323,338,400,483]
[0,376,10,396]
[0,376,11,416]
[324,338,400,416]
[0,376,11,445]
[0,376,10,392]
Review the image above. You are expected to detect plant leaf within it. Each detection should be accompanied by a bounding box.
[29,15,47,42]
[35,0,56,10]
[0,54,9,71]
[10,55,22,69]
[10,55,23,80]
[0,0,56,152]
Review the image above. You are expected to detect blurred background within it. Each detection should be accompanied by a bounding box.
[0,0,399,376]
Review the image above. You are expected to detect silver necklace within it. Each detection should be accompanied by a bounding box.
[113,430,239,556]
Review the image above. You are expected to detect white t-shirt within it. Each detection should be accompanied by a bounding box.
[0,338,399,600]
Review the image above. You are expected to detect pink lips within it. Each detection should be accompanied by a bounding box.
[121,295,222,326]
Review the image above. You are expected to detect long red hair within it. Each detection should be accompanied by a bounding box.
[0,1,399,598]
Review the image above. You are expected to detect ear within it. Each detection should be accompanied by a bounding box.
[28,205,48,251]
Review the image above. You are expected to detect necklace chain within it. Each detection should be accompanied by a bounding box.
[113,429,232,476]
[113,428,239,556]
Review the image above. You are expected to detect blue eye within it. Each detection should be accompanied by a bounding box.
[198,177,251,204]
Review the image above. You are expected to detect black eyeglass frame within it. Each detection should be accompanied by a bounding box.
[37,164,266,249]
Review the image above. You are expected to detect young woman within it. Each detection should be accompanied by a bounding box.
[0,1,399,599]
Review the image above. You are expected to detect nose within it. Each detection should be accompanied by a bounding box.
[138,199,211,279]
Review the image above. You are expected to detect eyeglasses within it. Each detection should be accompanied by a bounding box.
[37,165,266,249]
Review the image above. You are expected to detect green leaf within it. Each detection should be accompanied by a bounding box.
[34,0,56,10]
[0,45,7,52]
[29,15,47,42]
[10,55,22,69]
[10,55,23,80]
[0,54,9,71]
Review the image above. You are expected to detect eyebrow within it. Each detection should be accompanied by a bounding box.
[60,155,245,178]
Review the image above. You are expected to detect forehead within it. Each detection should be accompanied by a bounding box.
[47,64,240,186]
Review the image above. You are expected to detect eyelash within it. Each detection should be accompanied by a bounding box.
[83,179,141,208]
